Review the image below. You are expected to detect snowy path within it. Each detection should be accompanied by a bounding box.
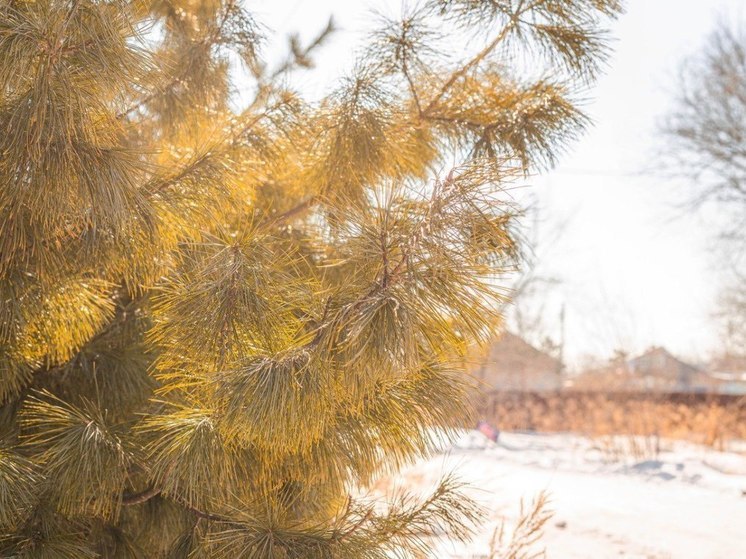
[381,432,746,558]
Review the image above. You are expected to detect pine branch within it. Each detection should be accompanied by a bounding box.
[117,0,243,120]
[121,485,161,506]
[422,17,519,116]
[121,484,229,523]
[332,509,373,542]
[259,196,320,229]
[0,0,618,553]
[266,16,337,82]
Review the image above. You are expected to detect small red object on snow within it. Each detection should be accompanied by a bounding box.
[476,420,499,442]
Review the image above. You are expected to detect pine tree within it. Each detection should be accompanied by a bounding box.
[0,0,621,556]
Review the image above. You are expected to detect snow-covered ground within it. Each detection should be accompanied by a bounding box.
[379,431,746,558]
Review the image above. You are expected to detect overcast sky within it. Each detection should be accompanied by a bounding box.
[250,0,744,366]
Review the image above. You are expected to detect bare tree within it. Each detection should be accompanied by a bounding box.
[661,22,746,215]
[661,21,746,357]
[715,272,746,357]
[503,202,567,357]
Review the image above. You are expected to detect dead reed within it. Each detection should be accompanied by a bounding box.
[478,391,746,451]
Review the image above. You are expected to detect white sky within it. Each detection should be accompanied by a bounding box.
[250,0,744,366]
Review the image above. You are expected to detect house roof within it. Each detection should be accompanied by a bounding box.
[475,331,562,391]
[627,346,702,375]
[486,331,561,367]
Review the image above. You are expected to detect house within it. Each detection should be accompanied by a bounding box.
[707,371,746,395]
[627,346,715,392]
[572,346,720,393]
[708,353,746,395]
[474,332,562,392]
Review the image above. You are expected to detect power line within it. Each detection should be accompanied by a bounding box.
[551,168,657,179]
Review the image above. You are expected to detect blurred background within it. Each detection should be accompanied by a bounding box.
[250,2,746,557]
[252,0,745,372]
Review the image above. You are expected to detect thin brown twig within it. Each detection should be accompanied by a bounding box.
[117,0,239,120]
[422,17,519,116]
[122,483,229,522]
[333,509,373,542]
[122,484,161,505]
[258,195,320,230]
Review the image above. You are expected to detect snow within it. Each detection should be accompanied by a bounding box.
[379,431,746,558]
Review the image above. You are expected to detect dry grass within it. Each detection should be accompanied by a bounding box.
[592,434,662,462]
[478,391,746,452]
[488,491,553,559]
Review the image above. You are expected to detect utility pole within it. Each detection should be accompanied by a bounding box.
[558,303,566,382]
